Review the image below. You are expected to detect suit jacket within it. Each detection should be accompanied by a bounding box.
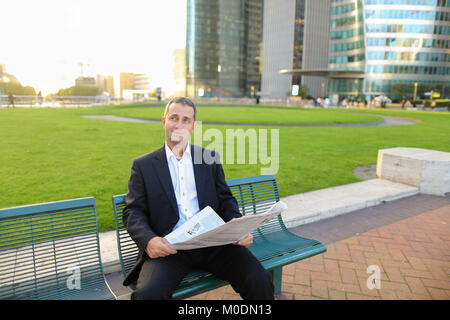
[122,144,242,286]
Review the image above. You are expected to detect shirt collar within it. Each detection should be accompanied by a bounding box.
[165,141,191,162]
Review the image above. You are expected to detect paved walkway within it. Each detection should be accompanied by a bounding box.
[186,198,449,300]
[81,113,419,127]
[105,193,450,300]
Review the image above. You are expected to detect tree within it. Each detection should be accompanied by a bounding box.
[298,85,309,99]
[54,84,101,96]
[392,83,414,98]
[0,81,36,95]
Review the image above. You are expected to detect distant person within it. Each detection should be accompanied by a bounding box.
[401,96,406,109]
[8,93,15,108]
[422,100,427,110]
[255,95,260,104]
[412,100,417,109]
[316,97,322,107]
[37,91,43,105]
[381,96,388,108]
[405,100,411,108]
[431,100,436,110]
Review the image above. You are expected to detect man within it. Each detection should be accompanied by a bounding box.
[8,93,14,108]
[123,97,274,300]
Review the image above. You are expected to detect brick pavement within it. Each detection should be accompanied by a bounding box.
[188,204,450,300]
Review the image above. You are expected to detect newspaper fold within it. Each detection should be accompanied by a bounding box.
[164,201,288,250]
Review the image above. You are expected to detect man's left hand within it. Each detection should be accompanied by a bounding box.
[234,233,253,248]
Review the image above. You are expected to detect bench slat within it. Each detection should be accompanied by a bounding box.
[0,197,97,219]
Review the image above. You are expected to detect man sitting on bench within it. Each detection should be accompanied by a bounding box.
[122,97,274,300]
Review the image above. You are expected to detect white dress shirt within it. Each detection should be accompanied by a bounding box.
[165,142,200,231]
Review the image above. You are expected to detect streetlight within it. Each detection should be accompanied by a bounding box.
[217,64,221,102]
[413,82,418,101]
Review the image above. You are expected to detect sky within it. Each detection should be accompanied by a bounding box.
[0,0,187,95]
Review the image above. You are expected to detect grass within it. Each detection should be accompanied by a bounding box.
[0,104,449,232]
[89,103,384,124]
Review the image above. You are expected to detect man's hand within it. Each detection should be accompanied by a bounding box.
[146,237,177,259]
[234,233,253,248]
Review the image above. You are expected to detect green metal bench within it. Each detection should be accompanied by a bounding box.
[112,174,326,299]
[0,197,115,300]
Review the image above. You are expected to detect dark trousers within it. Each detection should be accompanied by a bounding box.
[132,244,274,300]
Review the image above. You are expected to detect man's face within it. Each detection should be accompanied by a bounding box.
[161,102,195,146]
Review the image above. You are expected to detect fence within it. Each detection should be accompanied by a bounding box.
[0,95,113,108]
[0,95,318,108]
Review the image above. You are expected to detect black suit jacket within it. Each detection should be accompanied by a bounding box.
[122,144,242,286]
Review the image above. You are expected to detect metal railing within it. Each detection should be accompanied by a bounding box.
[0,95,338,108]
[0,95,116,108]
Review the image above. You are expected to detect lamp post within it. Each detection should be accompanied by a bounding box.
[217,64,221,102]
[413,82,418,101]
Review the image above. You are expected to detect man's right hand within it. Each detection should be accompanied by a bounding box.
[146,237,177,259]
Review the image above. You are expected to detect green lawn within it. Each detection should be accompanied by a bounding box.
[0,104,449,232]
[88,103,384,124]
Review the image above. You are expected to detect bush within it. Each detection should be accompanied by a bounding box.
[414,99,449,108]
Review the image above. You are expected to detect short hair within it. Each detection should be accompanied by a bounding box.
[164,97,197,120]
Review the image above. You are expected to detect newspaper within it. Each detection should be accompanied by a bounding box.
[164,201,288,250]
[164,206,225,244]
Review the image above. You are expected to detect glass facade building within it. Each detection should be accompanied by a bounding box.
[261,0,330,99]
[328,0,450,101]
[186,0,263,98]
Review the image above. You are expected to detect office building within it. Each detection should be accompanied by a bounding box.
[260,0,296,99]
[119,72,154,100]
[301,0,331,98]
[120,72,135,98]
[173,48,187,97]
[186,0,264,98]
[261,0,331,99]
[96,75,115,96]
[75,76,96,87]
[328,0,450,101]
[134,74,151,91]
[185,0,449,101]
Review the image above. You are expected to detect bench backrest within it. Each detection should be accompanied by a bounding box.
[113,174,283,277]
[0,197,108,300]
